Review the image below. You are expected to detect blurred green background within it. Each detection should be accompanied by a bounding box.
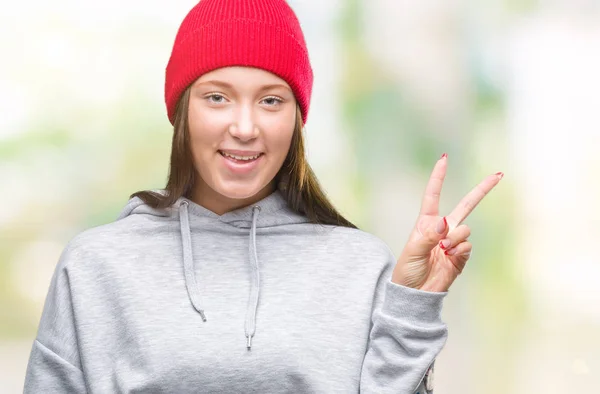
[1,0,599,392]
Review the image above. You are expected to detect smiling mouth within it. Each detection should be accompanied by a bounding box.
[218,150,264,163]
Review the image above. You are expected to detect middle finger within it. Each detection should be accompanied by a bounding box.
[446,172,503,228]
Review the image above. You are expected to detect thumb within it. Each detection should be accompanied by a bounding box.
[412,217,449,256]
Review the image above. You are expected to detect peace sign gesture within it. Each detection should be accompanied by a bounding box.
[391,154,503,292]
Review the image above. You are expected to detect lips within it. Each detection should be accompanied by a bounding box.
[219,150,263,161]
[218,150,264,174]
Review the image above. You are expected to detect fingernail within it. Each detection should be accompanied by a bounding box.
[495,171,504,180]
[439,239,451,249]
[436,217,447,234]
[444,247,457,256]
[440,153,447,159]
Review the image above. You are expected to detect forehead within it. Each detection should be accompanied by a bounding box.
[193,66,291,90]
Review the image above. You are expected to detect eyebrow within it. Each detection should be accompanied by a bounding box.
[195,80,291,93]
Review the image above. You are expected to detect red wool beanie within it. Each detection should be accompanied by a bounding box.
[164,0,314,126]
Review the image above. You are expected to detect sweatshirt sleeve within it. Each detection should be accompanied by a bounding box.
[359,245,448,394]
[24,241,88,393]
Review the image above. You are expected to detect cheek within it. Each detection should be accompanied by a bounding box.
[189,101,231,131]
[187,107,225,154]
[264,112,296,153]
[266,126,294,161]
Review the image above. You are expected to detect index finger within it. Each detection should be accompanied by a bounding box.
[446,172,503,228]
[419,154,448,217]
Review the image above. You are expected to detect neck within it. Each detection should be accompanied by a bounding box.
[191,180,276,216]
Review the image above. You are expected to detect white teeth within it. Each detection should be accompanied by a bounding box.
[221,151,261,161]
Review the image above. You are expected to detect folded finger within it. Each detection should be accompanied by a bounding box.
[444,241,472,273]
[438,224,471,250]
[444,240,472,256]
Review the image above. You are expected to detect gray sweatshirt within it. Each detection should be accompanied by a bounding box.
[24,189,448,393]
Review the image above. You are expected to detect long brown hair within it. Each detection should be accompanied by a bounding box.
[131,86,357,229]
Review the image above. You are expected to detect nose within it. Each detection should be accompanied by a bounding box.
[228,105,259,141]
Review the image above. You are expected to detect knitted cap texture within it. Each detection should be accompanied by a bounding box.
[165,0,313,125]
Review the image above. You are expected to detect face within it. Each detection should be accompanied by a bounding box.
[187,66,297,213]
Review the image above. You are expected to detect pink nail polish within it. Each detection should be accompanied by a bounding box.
[495,172,504,180]
[441,153,447,159]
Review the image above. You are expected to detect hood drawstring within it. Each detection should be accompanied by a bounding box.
[245,205,261,351]
[179,200,207,322]
[178,200,263,351]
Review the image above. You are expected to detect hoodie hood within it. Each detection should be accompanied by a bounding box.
[116,189,311,350]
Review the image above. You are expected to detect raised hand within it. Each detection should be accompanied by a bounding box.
[391,153,503,292]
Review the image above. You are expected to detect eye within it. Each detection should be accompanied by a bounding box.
[261,96,283,106]
[205,93,227,104]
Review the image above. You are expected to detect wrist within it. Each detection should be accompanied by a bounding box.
[391,273,422,289]
[391,274,448,293]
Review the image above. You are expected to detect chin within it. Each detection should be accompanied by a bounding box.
[214,180,270,201]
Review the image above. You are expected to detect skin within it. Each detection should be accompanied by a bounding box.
[186,67,502,292]
[187,66,297,215]
[392,154,504,292]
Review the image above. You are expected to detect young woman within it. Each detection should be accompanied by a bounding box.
[24,0,502,393]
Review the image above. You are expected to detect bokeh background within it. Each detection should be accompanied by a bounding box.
[1,0,599,392]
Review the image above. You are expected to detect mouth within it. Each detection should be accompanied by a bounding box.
[218,150,264,163]
[218,150,264,174]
